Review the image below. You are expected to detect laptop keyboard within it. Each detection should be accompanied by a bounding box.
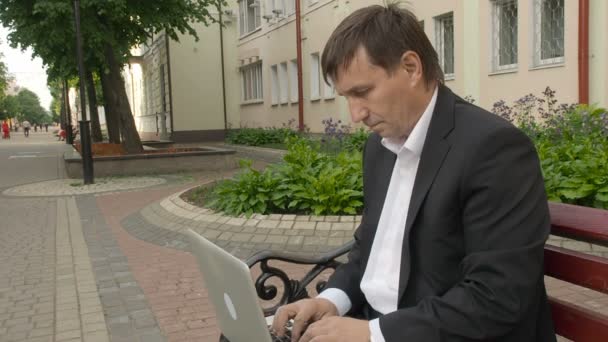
[270,329,291,342]
[269,319,292,342]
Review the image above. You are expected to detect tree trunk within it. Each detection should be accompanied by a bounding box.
[60,85,67,130]
[85,70,103,142]
[102,43,142,154]
[99,68,121,144]
[64,79,72,128]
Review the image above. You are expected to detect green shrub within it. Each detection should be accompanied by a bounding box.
[226,127,298,146]
[226,119,301,147]
[207,137,363,216]
[534,106,608,209]
[206,159,280,217]
[493,89,608,209]
[343,127,371,152]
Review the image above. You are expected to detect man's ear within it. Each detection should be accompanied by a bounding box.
[400,51,423,84]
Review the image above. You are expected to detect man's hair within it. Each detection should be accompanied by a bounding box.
[321,3,444,88]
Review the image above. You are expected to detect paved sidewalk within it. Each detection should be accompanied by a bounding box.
[117,178,607,342]
[2,168,605,342]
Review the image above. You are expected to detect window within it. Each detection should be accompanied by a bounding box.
[272,0,285,18]
[241,62,263,102]
[435,12,454,78]
[239,0,261,36]
[533,0,564,66]
[279,62,288,104]
[491,0,518,71]
[285,0,295,15]
[310,53,320,100]
[289,60,298,102]
[271,65,279,105]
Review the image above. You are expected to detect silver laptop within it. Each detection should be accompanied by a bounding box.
[186,229,288,342]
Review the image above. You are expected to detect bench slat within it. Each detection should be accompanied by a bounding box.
[545,245,608,294]
[549,202,608,247]
[549,296,608,342]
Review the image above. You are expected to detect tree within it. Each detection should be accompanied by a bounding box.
[0,0,225,153]
[15,88,47,124]
[0,95,19,121]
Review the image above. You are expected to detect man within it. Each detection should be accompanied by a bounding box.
[272,4,554,342]
[22,120,31,137]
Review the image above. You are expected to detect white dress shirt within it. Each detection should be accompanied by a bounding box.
[318,86,438,342]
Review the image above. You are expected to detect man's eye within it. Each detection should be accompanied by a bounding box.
[353,89,368,97]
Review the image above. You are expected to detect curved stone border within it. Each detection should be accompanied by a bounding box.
[2,177,167,197]
[119,182,362,259]
[161,183,363,231]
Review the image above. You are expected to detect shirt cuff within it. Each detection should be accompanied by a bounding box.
[369,318,386,342]
[316,288,352,316]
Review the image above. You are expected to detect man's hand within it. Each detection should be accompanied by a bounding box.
[271,298,339,341]
[299,317,371,342]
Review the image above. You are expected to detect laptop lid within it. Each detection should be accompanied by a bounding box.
[186,229,272,342]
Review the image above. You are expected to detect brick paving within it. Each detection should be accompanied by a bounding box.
[1,165,606,341]
[2,177,166,197]
[0,197,56,342]
[76,195,164,342]
[95,185,223,342]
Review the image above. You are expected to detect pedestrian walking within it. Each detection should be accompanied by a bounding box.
[2,121,10,139]
[45,123,49,132]
[22,120,31,137]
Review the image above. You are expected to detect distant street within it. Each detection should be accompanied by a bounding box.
[0,126,67,190]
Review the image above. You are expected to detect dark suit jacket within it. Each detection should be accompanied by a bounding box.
[325,85,556,341]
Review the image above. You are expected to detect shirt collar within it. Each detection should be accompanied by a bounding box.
[381,85,438,156]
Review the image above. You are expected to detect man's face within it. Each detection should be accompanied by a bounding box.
[334,47,419,140]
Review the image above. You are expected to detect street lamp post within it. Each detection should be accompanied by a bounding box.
[73,0,94,184]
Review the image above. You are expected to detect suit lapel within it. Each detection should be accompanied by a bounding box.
[398,84,455,301]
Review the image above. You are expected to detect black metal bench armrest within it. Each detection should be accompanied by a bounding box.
[245,240,355,316]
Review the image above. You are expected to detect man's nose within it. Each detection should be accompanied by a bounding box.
[348,98,367,123]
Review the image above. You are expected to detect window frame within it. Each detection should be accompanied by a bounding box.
[241,62,264,103]
[289,59,299,103]
[434,12,455,80]
[491,0,518,72]
[279,62,289,104]
[532,0,565,67]
[270,64,279,105]
[238,0,262,37]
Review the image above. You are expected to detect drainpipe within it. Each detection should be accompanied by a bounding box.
[164,32,175,139]
[219,5,228,133]
[578,0,589,104]
[295,0,304,131]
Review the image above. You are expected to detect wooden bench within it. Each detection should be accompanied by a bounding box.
[246,202,608,341]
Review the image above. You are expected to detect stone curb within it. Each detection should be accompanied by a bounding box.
[161,184,363,230]
[2,177,167,197]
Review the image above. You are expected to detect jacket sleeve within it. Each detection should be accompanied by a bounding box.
[379,126,551,341]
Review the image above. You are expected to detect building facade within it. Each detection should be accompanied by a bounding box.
[126,0,608,141]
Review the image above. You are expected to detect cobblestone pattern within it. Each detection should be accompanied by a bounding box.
[0,197,56,342]
[56,197,110,342]
[76,195,166,342]
[123,203,357,260]
[96,186,225,342]
[2,177,167,197]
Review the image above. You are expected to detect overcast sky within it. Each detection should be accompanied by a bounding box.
[0,26,52,111]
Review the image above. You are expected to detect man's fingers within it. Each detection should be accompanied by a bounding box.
[290,308,316,342]
[298,320,333,342]
[272,305,295,336]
